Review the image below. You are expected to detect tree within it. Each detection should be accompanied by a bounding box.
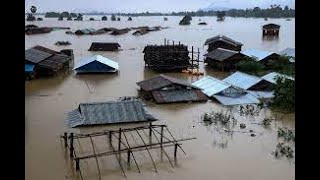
[271,77,295,112]
[235,57,264,75]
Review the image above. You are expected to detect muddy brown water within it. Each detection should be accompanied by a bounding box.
[25,16,295,180]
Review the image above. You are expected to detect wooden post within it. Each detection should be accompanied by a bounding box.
[75,159,80,171]
[109,131,113,144]
[127,149,131,164]
[149,123,152,137]
[191,46,194,69]
[164,38,166,45]
[69,133,74,158]
[160,126,164,149]
[173,41,175,50]
[63,132,68,147]
[179,41,180,45]
[167,40,169,45]
[174,143,178,160]
[118,128,122,152]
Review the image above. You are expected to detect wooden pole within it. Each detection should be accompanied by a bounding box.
[118,128,122,152]
[174,143,178,160]
[160,126,164,149]
[179,41,180,45]
[127,150,131,164]
[164,38,166,45]
[191,46,194,69]
[70,133,74,158]
[123,132,141,173]
[89,135,102,180]
[75,159,80,171]
[149,123,152,137]
[109,131,113,144]
[173,41,175,50]
[63,132,68,147]
[197,48,200,71]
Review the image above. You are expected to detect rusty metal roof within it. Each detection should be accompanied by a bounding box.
[151,89,207,104]
[204,35,243,46]
[137,74,199,91]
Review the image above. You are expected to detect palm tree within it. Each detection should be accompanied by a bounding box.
[27,6,37,21]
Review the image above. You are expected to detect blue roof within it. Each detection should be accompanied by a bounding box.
[223,71,262,90]
[25,64,35,72]
[192,76,232,97]
[241,49,276,61]
[213,93,260,106]
[74,55,119,73]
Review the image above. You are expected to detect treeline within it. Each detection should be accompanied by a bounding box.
[120,5,295,18]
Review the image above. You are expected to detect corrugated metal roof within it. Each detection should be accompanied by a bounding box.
[74,55,119,71]
[203,48,239,61]
[261,72,294,84]
[263,23,280,29]
[25,64,35,72]
[279,48,295,63]
[223,71,262,90]
[241,49,275,61]
[25,48,53,64]
[137,74,198,91]
[204,35,243,46]
[213,93,260,106]
[66,100,157,128]
[192,76,232,97]
[151,89,207,104]
[248,90,274,99]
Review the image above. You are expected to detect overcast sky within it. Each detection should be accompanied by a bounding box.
[25,0,295,13]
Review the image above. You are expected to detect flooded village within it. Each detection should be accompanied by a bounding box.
[25,3,295,180]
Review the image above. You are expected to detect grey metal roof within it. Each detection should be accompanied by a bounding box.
[279,48,295,63]
[263,23,280,29]
[204,35,243,46]
[25,48,53,64]
[192,76,233,97]
[66,100,157,128]
[137,74,198,91]
[223,71,262,90]
[151,89,207,104]
[213,93,260,106]
[247,90,274,99]
[261,72,294,84]
[203,48,239,61]
[241,49,277,61]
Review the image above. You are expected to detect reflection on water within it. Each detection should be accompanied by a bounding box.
[26,16,295,180]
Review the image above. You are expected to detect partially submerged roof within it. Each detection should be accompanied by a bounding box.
[203,48,240,61]
[66,100,157,127]
[89,42,121,51]
[151,89,207,104]
[261,72,294,84]
[204,35,243,46]
[213,93,260,106]
[25,48,53,64]
[192,76,232,97]
[223,71,262,90]
[279,48,295,63]
[241,49,278,61]
[74,55,119,71]
[137,74,198,91]
[263,23,280,29]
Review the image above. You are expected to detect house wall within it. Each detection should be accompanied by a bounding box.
[205,54,245,71]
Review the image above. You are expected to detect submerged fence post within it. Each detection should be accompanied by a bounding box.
[127,149,131,164]
[164,38,166,46]
[69,133,74,158]
[63,132,68,148]
[160,126,164,149]
[149,123,152,137]
[75,159,80,171]
[118,128,122,153]
[109,131,113,144]
[174,143,178,160]
[191,46,194,69]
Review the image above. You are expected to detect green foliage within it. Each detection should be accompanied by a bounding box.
[45,12,61,18]
[271,77,295,111]
[111,14,116,21]
[179,14,192,25]
[235,57,265,75]
[268,56,295,77]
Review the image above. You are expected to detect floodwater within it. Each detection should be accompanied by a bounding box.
[25,16,295,180]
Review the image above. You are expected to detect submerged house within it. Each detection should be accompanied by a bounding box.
[203,48,246,71]
[143,44,190,71]
[241,49,280,67]
[204,35,243,52]
[88,42,121,51]
[74,28,96,35]
[192,76,260,106]
[279,48,295,63]
[262,23,280,36]
[136,74,207,104]
[66,100,157,127]
[25,46,74,77]
[74,55,119,74]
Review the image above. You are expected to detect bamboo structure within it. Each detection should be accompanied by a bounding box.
[61,124,195,179]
